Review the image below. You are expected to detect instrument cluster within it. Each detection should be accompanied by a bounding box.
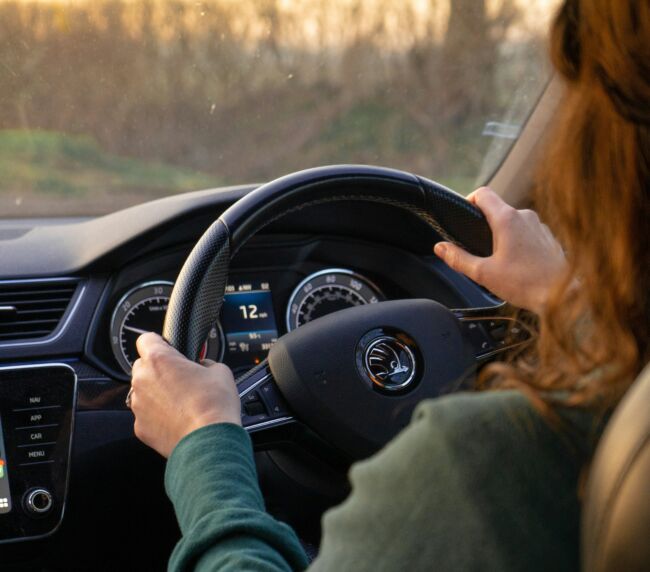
[109,268,384,375]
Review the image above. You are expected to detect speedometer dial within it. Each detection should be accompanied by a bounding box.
[286,269,384,331]
[110,281,224,374]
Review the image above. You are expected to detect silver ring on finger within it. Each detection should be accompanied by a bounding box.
[125,387,134,409]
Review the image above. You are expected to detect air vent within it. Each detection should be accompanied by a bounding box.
[0,280,79,342]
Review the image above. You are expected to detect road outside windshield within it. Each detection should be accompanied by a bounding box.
[0,0,559,216]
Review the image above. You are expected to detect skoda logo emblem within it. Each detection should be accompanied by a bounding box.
[363,336,416,391]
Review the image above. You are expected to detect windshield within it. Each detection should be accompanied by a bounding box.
[0,0,559,217]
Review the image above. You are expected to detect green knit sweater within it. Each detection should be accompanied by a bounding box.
[165,390,596,571]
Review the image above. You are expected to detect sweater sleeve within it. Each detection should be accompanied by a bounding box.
[166,392,592,572]
[165,423,309,572]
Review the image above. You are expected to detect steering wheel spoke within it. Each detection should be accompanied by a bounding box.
[453,304,535,360]
[236,360,295,433]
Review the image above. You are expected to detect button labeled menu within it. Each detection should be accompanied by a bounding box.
[17,444,55,465]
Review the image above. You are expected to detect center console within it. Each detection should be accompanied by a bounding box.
[0,364,76,543]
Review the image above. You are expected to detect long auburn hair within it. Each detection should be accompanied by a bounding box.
[482,0,650,415]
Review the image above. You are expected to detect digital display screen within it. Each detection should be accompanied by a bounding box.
[221,280,278,369]
[0,417,12,514]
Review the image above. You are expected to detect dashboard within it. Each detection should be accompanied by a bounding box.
[0,184,498,568]
[108,268,384,376]
[83,228,487,385]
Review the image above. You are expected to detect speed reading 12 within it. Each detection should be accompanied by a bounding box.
[238,304,268,320]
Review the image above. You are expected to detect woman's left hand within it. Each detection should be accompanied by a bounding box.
[129,332,241,458]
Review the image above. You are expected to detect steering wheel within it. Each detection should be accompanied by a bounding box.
[163,165,529,459]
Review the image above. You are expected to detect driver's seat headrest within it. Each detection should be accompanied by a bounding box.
[581,362,650,572]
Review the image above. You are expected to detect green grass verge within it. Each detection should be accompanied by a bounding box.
[0,130,220,197]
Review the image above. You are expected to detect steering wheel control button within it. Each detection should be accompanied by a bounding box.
[459,316,533,358]
[488,324,508,342]
[356,329,420,394]
[460,321,494,356]
[24,488,54,516]
[259,382,289,416]
[241,390,269,423]
[243,398,267,417]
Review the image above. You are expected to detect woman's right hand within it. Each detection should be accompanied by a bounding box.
[434,187,567,314]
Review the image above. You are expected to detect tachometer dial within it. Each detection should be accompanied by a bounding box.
[286,269,383,331]
[110,281,224,374]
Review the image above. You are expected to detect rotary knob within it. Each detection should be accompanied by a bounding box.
[24,488,53,515]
